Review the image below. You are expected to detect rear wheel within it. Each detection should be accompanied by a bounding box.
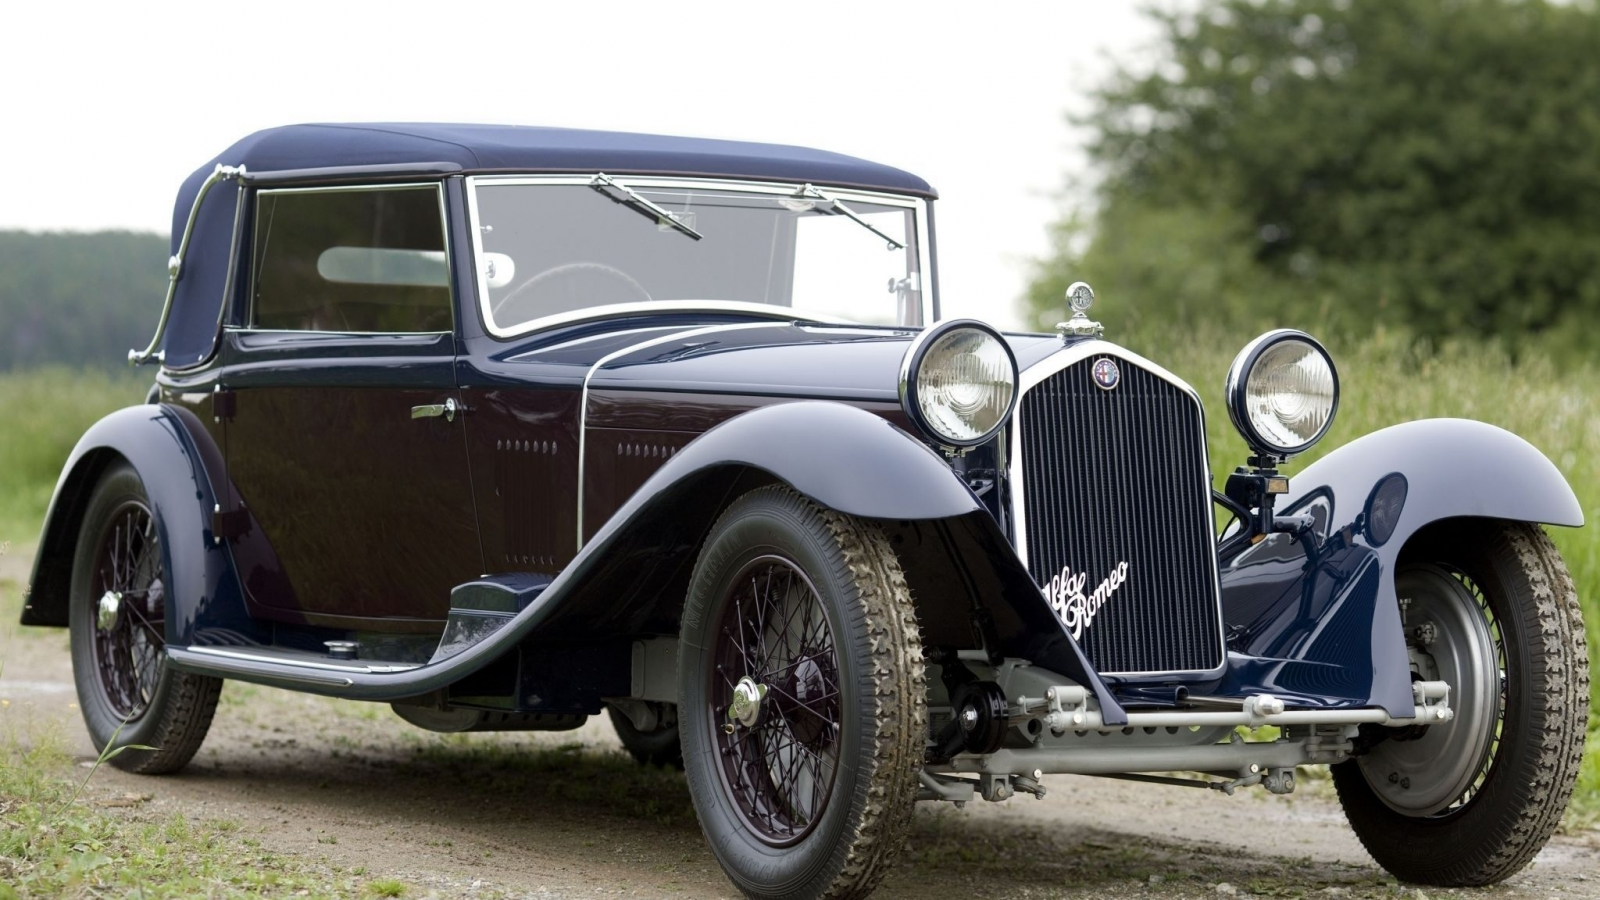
[679,486,925,900]
[1333,521,1589,886]
[68,462,221,774]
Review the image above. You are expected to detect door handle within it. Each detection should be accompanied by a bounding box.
[411,397,458,423]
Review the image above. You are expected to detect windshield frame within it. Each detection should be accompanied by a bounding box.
[464,173,935,340]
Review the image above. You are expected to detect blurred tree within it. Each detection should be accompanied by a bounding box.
[1027,0,1600,352]
[0,231,167,370]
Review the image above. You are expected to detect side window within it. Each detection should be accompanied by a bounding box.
[251,186,451,333]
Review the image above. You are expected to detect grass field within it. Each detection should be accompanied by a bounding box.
[0,342,1595,823]
[0,367,150,545]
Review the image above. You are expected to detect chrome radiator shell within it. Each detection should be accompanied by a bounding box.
[1009,341,1226,678]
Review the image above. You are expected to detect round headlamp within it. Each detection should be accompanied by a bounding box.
[1225,329,1339,461]
[899,320,1019,448]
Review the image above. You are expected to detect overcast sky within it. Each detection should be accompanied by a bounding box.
[1,1,1159,329]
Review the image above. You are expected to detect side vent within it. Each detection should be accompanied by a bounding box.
[610,440,685,512]
[496,437,574,570]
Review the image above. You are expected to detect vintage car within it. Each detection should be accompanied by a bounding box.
[22,123,1588,899]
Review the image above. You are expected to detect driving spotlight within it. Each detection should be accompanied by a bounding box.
[899,319,1019,449]
[1225,329,1339,462]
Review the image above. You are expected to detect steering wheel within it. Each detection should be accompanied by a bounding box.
[491,261,652,319]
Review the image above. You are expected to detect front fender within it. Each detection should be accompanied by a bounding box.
[22,404,254,646]
[627,399,985,525]
[1287,418,1582,540]
[1217,418,1581,716]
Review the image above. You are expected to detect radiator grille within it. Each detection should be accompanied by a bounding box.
[1018,354,1223,675]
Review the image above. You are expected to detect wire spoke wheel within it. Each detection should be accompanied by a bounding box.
[711,556,841,846]
[88,500,167,722]
[679,486,924,900]
[69,462,221,775]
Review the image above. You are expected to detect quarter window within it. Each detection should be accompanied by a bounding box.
[250,186,451,333]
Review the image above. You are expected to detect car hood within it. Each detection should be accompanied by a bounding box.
[507,320,1067,401]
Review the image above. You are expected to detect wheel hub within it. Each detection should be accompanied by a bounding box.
[727,676,768,729]
[1358,565,1501,816]
[88,500,166,723]
[97,590,122,631]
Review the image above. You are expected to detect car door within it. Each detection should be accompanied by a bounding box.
[218,182,482,628]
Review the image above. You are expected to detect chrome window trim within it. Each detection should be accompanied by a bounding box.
[224,327,452,338]
[1007,338,1228,680]
[246,182,455,336]
[464,174,934,340]
[575,321,789,550]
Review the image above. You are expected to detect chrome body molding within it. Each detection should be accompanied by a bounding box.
[1006,338,1228,680]
[181,645,421,675]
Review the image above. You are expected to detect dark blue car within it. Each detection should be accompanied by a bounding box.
[22,123,1588,899]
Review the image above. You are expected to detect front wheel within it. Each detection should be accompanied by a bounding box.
[1333,521,1589,886]
[679,486,925,900]
[68,462,222,774]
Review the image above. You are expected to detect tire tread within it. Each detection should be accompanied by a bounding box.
[1333,522,1588,886]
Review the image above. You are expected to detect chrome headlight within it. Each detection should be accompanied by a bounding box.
[899,320,1019,448]
[1225,329,1339,461]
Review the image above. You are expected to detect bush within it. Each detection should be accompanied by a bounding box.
[1026,0,1600,356]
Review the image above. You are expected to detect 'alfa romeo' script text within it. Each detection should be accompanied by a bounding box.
[1042,561,1131,640]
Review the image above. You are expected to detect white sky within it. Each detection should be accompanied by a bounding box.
[0,1,1158,330]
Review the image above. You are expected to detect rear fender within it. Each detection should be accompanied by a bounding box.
[1217,418,1582,716]
[22,404,257,645]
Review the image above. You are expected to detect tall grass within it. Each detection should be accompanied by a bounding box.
[0,366,149,545]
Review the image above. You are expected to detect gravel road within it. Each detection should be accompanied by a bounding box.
[3,545,1596,899]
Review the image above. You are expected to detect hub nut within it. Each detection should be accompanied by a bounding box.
[727,676,768,728]
[97,591,122,632]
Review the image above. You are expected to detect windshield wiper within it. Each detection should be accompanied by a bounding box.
[590,173,704,241]
[791,184,905,250]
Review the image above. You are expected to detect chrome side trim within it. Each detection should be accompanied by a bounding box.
[129,164,247,365]
[183,645,420,674]
[574,321,789,550]
[1008,339,1228,680]
[464,174,934,340]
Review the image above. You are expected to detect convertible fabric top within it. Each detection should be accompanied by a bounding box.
[157,123,933,367]
[174,123,933,234]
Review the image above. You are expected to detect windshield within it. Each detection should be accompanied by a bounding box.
[468,177,926,335]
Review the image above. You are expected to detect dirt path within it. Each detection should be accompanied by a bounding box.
[4,545,1597,899]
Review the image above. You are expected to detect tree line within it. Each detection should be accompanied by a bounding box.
[1027,0,1600,359]
[0,231,168,370]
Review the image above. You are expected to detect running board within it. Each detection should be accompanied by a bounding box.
[170,645,421,687]
[167,574,557,699]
